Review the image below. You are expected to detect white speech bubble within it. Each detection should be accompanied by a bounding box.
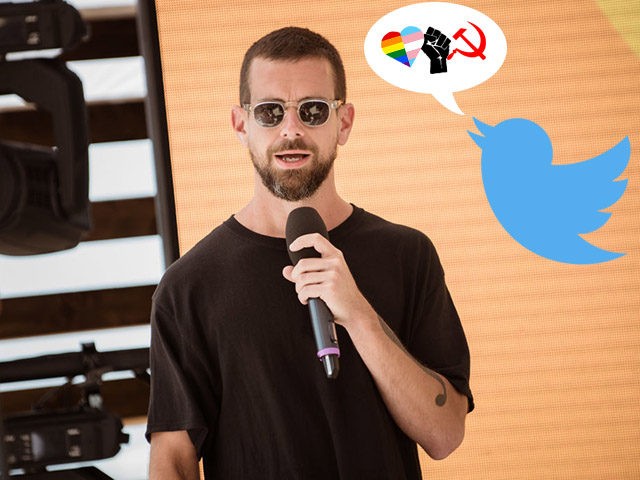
[364,2,507,115]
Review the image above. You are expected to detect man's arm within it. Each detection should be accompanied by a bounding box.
[149,431,200,480]
[347,312,468,459]
[283,233,469,459]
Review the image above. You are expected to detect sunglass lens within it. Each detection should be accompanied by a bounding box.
[299,101,330,126]
[253,103,284,127]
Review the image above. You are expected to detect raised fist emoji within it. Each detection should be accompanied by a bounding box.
[421,27,451,74]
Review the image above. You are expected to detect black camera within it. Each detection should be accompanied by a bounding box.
[0,0,90,255]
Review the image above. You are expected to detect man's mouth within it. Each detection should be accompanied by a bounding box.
[274,150,311,166]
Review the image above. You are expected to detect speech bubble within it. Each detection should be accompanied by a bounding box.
[364,2,507,115]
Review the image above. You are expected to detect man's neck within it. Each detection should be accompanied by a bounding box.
[235,179,352,238]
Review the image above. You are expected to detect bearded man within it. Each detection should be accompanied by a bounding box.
[146,26,473,480]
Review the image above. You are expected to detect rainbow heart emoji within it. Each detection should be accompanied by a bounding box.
[381,26,424,67]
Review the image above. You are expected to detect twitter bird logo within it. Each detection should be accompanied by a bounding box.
[469,118,630,264]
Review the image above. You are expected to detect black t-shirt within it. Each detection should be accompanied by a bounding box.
[146,206,473,479]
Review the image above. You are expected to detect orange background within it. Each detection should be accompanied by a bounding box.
[154,1,640,478]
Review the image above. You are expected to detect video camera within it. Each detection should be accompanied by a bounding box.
[0,342,150,478]
[0,0,90,255]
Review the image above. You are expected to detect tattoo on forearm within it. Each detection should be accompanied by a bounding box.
[378,316,448,407]
[422,368,447,407]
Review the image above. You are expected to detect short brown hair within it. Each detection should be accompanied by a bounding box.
[239,27,346,104]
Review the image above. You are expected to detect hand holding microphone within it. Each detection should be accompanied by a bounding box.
[285,207,340,379]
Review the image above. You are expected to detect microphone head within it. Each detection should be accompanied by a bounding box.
[285,207,328,265]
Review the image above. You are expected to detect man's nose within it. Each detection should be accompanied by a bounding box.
[280,106,304,138]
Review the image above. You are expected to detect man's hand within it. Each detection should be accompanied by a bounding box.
[421,27,450,74]
[282,233,375,327]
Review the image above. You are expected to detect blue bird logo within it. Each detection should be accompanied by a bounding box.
[469,118,630,264]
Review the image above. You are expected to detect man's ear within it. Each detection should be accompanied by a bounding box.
[231,105,248,146]
[337,102,355,146]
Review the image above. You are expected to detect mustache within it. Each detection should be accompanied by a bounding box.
[269,138,316,153]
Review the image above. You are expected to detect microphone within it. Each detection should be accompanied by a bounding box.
[286,207,340,379]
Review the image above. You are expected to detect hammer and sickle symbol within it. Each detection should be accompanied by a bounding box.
[447,21,487,60]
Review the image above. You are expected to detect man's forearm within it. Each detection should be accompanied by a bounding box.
[149,431,200,480]
[149,464,199,480]
[345,312,468,460]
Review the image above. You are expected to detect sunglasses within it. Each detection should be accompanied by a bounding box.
[243,98,344,128]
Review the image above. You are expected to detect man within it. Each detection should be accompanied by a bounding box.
[146,27,473,479]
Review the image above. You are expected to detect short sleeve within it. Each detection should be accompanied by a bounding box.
[405,236,475,412]
[145,290,213,456]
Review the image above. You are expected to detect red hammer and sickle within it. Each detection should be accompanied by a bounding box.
[447,21,487,60]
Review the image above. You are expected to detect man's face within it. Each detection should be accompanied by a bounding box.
[235,57,351,201]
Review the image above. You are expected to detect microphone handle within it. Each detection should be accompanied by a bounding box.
[308,298,340,379]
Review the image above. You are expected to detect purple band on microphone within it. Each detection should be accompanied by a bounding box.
[317,347,340,358]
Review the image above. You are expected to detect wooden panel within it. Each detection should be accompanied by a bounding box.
[60,16,139,62]
[0,99,146,145]
[1,378,149,419]
[86,100,148,143]
[85,197,157,242]
[0,285,155,340]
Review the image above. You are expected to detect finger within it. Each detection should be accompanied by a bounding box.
[290,257,331,279]
[282,265,294,282]
[288,233,334,256]
[424,45,437,55]
[423,28,436,44]
[296,284,327,305]
[291,271,330,293]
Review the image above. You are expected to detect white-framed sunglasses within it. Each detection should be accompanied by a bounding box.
[242,98,344,128]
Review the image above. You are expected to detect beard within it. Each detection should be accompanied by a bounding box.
[250,138,337,201]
